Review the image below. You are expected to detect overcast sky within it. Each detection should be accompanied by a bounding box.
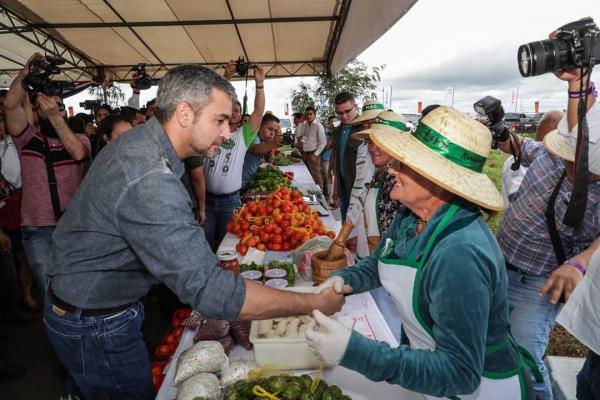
[65,0,600,118]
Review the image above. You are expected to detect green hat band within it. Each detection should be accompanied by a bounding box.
[375,116,409,132]
[363,103,384,112]
[412,123,486,173]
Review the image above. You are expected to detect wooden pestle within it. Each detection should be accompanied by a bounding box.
[323,221,355,261]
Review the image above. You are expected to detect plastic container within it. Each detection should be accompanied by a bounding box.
[264,278,288,289]
[249,287,330,370]
[217,250,240,274]
[264,268,287,280]
[241,270,263,282]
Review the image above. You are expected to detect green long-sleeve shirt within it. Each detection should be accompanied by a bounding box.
[333,200,521,397]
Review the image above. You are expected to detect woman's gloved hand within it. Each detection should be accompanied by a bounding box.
[305,310,352,366]
[315,276,353,294]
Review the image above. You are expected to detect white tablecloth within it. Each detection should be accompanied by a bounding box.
[156,162,419,399]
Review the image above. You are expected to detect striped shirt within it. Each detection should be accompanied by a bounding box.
[497,139,600,276]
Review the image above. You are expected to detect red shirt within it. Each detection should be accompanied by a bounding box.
[13,125,90,227]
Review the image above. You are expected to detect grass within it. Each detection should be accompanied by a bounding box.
[483,150,588,358]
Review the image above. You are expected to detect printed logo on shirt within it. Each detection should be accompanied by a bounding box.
[221,139,235,150]
[381,238,395,258]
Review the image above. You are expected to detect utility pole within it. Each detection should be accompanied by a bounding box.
[515,86,520,112]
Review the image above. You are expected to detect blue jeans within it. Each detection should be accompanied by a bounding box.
[22,226,55,301]
[507,269,559,400]
[203,192,240,247]
[43,295,153,400]
[577,350,600,399]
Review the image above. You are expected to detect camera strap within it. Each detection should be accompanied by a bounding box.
[41,137,63,222]
[545,170,567,265]
[563,64,593,228]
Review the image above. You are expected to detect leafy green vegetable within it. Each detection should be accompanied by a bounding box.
[240,262,263,273]
[247,165,292,193]
[267,260,296,286]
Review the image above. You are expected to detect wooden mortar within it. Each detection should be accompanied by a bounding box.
[311,221,354,283]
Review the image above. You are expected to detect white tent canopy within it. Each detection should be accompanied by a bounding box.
[0,0,417,83]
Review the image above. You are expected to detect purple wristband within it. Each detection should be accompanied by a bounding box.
[568,82,597,98]
[564,260,586,275]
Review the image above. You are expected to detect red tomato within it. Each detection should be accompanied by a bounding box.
[152,374,164,390]
[171,317,183,328]
[240,222,250,231]
[282,242,292,251]
[165,333,178,345]
[174,326,184,338]
[271,243,282,251]
[238,244,248,255]
[247,238,257,247]
[259,232,270,243]
[272,234,283,244]
[248,204,258,214]
[273,227,283,235]
[272,199,282,208]
[326,231,336,239]
[151,364,163,376]
[273,214,283,223]
[280,220,290,229]
[157,344,171,356]
[257,243,266,251]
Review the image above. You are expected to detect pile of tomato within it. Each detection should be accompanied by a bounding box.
[227,187,336,255]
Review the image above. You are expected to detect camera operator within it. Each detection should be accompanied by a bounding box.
[202,63,266,247]
[3,53,90,303]
[495,66,600,399]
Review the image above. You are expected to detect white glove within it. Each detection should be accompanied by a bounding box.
[315,276,345,294]
[305,310,352,367]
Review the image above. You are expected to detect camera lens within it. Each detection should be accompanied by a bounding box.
[518,39,570,77]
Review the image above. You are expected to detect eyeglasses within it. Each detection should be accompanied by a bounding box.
[335,106,355,116]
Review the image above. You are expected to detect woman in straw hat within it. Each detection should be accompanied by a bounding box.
[346,111,408,259]
[307,106,538,399]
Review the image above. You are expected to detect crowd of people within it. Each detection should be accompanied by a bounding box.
[0,48,598,400]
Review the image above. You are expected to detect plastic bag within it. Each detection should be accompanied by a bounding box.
[194,319,230,342]
[230,320,252,350]
[291,235,332,280]
[174,341,228,385]
[220,360,259,387]
[176,373,220,400]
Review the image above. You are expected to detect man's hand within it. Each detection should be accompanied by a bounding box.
[197,209,206,225]
[23,53,44,74]
[0,230,12,255]
[224,60,236,80]
[540,264,584,305]
[254,65,265,84]
[312,287,346,315]
[37,93,61,118]
[305,310,352,367]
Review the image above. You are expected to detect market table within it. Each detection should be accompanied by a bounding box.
[156,162,418,399]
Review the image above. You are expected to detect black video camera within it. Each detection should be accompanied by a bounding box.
[22,55,73,96]
[518,17,600,77]
[473,96,511,145]
[79,99,101,111]
[131,64,152,90]
[282,130,294,146]
[235,56,255,77]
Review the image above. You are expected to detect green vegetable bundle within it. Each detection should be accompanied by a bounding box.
[223,374,352,400]
[240,262,263,273]
[247,166,292,193]
[273,154,299,166]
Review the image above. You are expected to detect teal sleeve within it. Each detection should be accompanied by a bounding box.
[339,239,493,397]
[242,122,259,148]
[332,216,404,293]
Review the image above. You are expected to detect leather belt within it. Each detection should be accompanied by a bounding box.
[48,289,132,317]
[206,190,240,198]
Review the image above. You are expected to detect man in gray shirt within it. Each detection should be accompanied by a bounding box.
[45,64,344,400]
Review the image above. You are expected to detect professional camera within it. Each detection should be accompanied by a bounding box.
[131,64,152,90]
[79,99,101,111]
[22,55,73,96]
[473,96,511,144]
[235,56,255,77]
[518,17,600,77]
[282,131,294,146]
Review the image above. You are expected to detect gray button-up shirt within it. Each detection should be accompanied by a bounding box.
[48,118,246,320]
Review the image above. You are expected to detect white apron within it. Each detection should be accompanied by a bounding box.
[356,186,380,259]
[377,205,530,399]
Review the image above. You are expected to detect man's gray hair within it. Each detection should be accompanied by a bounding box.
[155,64,237,123]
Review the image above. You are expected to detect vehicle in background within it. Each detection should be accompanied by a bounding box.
[504,112,537,134]
[279,117,294,145]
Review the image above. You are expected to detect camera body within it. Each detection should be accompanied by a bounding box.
[131,64,152,90]
[79,99,101,111]
[22,56,72,96]
[518,17,600,77]
[473,96,511,145]
[235,56,254,77]
[282,131,295,146]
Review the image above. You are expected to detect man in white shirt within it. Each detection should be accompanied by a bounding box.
[296,106,326,191]
[202,65,266,247]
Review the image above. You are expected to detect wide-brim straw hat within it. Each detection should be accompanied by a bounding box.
[371,106,504,211]
[351,100,385,125]
[352,111,410,140]
[543,105,600,174]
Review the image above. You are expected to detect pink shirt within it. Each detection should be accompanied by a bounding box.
[13,125,90,227]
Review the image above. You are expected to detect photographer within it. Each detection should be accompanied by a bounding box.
[3,53,90,302]
[202,63,266,247]
[496,65,600,399]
